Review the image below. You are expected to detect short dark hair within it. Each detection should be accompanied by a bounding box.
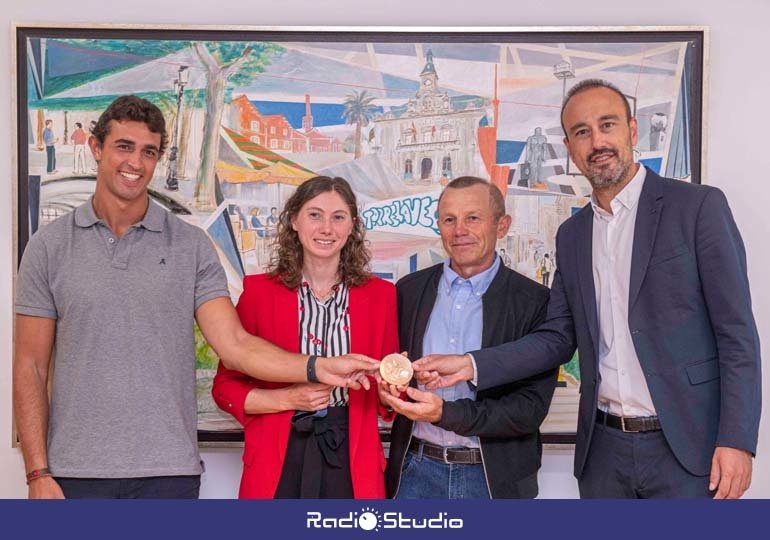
[91,95,168,153]
[560,79,632,136]
[75,122,83,129]
[438,176,506,220]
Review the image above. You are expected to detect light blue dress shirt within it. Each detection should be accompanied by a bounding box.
[412,255,501,448]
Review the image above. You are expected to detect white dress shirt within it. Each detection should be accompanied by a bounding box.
[591,165,657,417]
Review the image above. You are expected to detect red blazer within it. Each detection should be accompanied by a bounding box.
[212,273,398,499]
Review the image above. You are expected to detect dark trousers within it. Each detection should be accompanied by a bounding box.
[579,423,711,498]
[55,475,200,499]
[275,407,353,499]
[45,145,56,173]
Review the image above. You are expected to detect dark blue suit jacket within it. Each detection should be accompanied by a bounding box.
[472,168,761,478]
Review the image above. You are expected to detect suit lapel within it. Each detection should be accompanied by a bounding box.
[347,284,368,464]
[410,268,441,359]
[629,171,664,311]
[575,206,600,357]
[274,282,300,352]
[349,285,368,352]
[481,263,506,348]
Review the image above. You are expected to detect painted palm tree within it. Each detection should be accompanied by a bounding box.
[342,90,377,159]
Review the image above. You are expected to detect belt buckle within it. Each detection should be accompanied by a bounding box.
[620,416,639,433]
[442,446,451,464]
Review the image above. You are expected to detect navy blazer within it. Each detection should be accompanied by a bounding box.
[471,168,761,478]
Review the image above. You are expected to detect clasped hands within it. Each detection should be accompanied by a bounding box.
[310,352,472,393]
[375,353,474,423]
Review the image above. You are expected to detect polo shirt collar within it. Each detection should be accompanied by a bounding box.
[74,196,166,232]
[137,199,166,232]
[74,197,100,228]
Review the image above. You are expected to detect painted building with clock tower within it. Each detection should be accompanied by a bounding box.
[371,49,487,185]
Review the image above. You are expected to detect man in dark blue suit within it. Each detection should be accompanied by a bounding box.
[412,79,761,499]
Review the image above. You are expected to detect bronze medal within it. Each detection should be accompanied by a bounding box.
[379,353,413,386]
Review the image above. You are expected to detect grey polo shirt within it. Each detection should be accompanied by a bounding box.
[15,198,229,478]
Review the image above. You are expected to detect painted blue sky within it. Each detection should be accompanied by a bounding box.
[251,100,385,129]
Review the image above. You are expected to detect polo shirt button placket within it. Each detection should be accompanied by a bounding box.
[112,233,133,270]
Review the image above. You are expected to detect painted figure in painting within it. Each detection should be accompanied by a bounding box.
[249,207,266,237]
[411,79,761,499]
[524,127,547,187]
[649,112,668,151]
[42,119,57,174]
[233,205,248,231]
[266,206,279,237]
[213,176,398,499]
[499,248,512,268]
[70,122,88,175]
[539,252,554,287]
[379,176,558,499]
[13,97,380,499]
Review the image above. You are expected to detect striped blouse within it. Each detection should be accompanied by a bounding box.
[298,280,351,407]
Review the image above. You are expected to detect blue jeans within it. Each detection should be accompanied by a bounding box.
[395,449,491,499]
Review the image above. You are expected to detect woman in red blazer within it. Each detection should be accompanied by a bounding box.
[212,176,398,499]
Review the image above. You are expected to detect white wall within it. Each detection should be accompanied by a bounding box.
[1,0,767,499]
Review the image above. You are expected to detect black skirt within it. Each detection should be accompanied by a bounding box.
[274,406,353,499]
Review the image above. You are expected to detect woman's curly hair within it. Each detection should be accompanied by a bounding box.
[268,176,371,289]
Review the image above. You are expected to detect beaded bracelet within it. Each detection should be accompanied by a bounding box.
[26,467,52,485]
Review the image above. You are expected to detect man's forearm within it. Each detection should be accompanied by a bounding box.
[438,369,558,438]
[197,299,376,389]
[219,333,309,383]
[13,362,52,473]
[196,297,311,384]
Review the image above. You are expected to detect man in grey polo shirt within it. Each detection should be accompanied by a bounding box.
[13,95,378,499]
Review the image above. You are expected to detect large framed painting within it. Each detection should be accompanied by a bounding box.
[13,24,707,444]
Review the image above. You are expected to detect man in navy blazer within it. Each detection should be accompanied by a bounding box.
[412,79,761,498]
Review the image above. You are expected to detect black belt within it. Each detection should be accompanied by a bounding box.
[408,438,482,465]
[596,409,661,433]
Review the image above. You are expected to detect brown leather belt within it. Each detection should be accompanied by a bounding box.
[596,409,661,433]
[408,438,482,465]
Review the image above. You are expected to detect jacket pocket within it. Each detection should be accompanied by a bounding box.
[648,244,689,267]
[686,358,719,385]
